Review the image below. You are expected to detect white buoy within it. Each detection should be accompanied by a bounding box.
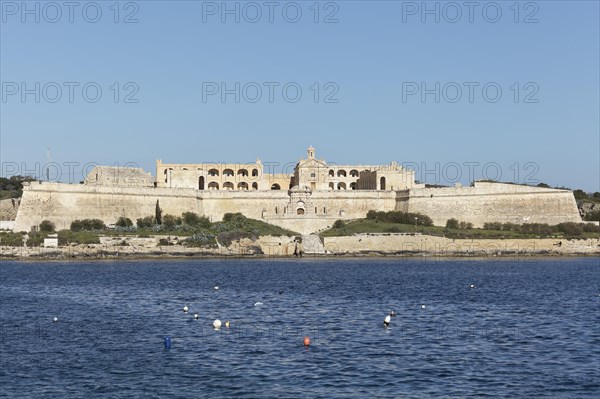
[194,313,199,320]
[214,286,219,291]
[469,284,476,289]
[183,305,189,313]
[52,317,58,323]
[254,302,263,307]
[420,304,426,309]
[225,320,231,328]
[383,314,391,327]
[213,319,222,329]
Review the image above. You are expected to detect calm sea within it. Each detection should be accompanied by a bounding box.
[0,257,599,398]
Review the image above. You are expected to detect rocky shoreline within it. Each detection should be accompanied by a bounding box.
[1,234,598,261]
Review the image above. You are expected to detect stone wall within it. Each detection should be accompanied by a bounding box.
[14,182,202,232]
[0,198,19,221]
[324,234,600,255]
[401,182,581,227]
[13,181,582,234]
[13,182,398,233]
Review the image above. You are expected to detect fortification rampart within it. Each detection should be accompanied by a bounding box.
[13,182,202,232]
[402,182,581,227]
[13,181,582,234]
[13,182,399,233]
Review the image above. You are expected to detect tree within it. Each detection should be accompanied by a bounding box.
[155,200,162,225]
[162,214,178,229]
[583,211,600,222]
[116,217,133,228]
[183,212,211,228]
[445,218,459,229]
[136,216,155,228]
[39,220,55,233]
[573,189,587,200]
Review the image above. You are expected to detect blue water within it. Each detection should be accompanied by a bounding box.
[0,257,599,398]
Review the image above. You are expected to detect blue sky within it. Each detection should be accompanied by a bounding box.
[1,0,598,191]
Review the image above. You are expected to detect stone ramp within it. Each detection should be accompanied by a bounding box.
[301,234,327,254]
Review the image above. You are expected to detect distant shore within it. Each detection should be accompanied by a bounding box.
[1,234,598,261]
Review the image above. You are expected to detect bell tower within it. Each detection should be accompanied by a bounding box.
[307,145,316,160]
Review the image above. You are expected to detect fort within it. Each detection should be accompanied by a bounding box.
[11,146,582,234]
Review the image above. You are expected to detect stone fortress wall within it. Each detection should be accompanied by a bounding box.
[12,147,582,234]
[398,181,582,227]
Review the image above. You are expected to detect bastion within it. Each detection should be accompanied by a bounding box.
[12,147,582,234]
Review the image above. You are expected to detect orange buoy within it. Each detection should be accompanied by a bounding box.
[303,336,311,346]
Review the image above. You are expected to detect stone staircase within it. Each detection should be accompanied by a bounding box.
[301,234,327,255]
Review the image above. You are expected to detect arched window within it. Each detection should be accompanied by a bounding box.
[238,182,249,190]
[238,169,248,177]
[199,176,205,190]
[350,170,359,177]
[223,182,234,190]
[208,169,219,177]
[208,182,219,190]
[297,208,305,215]
[337,170,347,177]
[350,182,357,190]
[329,169,334,177]
[252,182,258,190]
[329,182,334,190]
[252,169,259,177]
[380,177,386,190]
[338,182,347,190]
[223,169,234,177]
[271,183,281,190]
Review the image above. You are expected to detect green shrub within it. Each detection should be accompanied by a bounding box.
[582,223,600,233]
[26,231,45,247]
[365,210,433,226]
[333,219,346,229]
[446,218,459,229]
[182,212,211,228]
[58,230,100,245]
[136,216,155,228]
[39,220,55,233]
[116,217,133,228]
[0,232,25,246]
[557,222,583,236]
[162,214,180,229]
[583,210,600,222]
[70,219,105,231]
[222,213,248,227]
[483,222,503,230]
[459,221,473,229]
[184,232,217,247]
[573,189,587,200]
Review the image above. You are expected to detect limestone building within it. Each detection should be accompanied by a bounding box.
[12,146,582,234]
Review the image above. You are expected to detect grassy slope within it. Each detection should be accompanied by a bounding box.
[320,220,599,240]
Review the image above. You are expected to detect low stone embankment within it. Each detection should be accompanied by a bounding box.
[322,233,600,256]
[0,233,598,260]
